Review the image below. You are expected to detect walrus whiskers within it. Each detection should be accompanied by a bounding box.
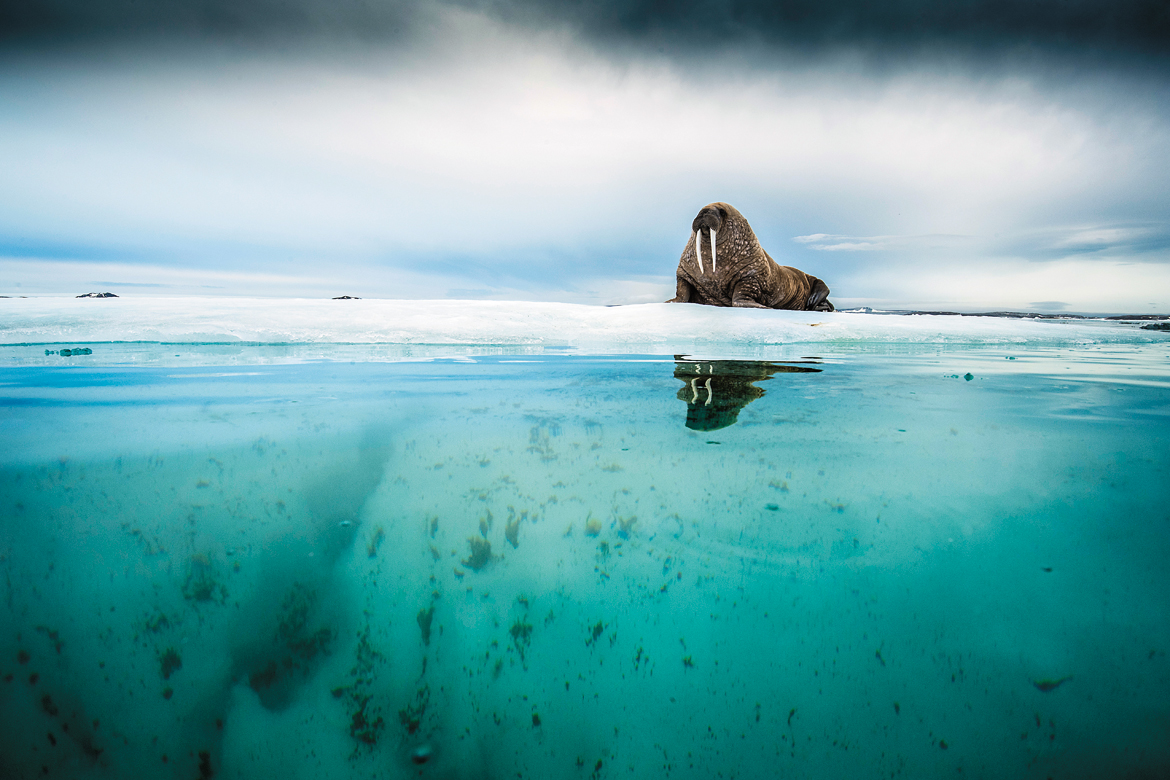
[710,228,717,273]
[690,378,700,402]
[704,378,713,406]
[693,231,705,274]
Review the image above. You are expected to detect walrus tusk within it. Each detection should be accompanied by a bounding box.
[710,228,717,273]
[694,231,705,275]
[704,378,713,406]
[690,377,700,403]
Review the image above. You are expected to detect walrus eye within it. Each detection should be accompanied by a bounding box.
[710,227,717,273]
[693,230,705,275]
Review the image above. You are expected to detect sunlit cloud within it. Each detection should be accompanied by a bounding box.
[792,234,970,252]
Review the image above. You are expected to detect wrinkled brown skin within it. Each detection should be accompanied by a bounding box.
[667,202,834,311]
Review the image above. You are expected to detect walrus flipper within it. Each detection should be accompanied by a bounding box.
[806,278,834,312]
[667,277,695,303]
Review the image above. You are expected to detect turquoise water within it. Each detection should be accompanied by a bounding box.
[2,345,1169,779]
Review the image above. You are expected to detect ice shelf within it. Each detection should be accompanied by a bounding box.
[0,297,1163,351]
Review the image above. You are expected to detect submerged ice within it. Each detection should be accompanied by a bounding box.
[1,346,1169,779]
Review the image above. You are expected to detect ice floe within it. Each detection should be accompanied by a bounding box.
[0,297,1163,354]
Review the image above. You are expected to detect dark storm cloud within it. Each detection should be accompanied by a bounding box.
[479,0,1170,56]
[0,0,419,43]
[4,0,1168,57]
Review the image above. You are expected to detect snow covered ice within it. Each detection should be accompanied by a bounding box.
[1,298,1168,779]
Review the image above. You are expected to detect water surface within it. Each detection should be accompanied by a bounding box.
[2,344,1168,779]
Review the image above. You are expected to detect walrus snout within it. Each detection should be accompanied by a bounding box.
[691,207,723,233]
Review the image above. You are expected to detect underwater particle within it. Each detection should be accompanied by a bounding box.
[35,627,64,654]
[182,554,227,604]
[682,656,694,669]
[963,373,974,381]
[893,702,900,715]
[939,739,949,749]
[198,749,213,778]
[463,537,492,571]
[1041,567,1053,573]
[40,694,58,717]
[787,708,796,726]
[47,732,56,747]
[584,516,602,537]
[29,672,39,685]
[367,527,385,558]
[143,611,171,634]
[429,516,439,538]
[162,687,174,699]
[532,713,541,728]
[411,744,433,765]
[585,621,605,647]
[18,650,30,664]
[398,686,430,735]
[765,503,779,511]
[351,695,386,745]
[249,661,279,692]
[3,673,11,683]
[510,620,533,663]
[617,515,637,539]
[417,606,435,646]
[706,441,720,445]
[159,648,182,680]
[875,648,886,667]
[505,515,520,549]
[1033,676,1072,692]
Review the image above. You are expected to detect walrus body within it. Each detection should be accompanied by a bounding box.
[667,202,834,311]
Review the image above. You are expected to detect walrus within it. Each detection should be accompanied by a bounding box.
[667,202,834,311]
[674,357,822,431]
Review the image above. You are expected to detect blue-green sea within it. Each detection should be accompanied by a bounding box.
[2,343,1168,779]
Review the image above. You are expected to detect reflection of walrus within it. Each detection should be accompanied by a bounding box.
[674,357,821,431]
[667,202,834,311]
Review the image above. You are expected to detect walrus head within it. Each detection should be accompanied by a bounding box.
[690,204,726,275]
[687,202,762,278]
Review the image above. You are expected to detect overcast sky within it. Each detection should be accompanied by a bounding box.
[2,0,1169,312]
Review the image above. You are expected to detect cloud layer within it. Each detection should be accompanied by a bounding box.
[6,0,1170,56]
[1,4,1169,311]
